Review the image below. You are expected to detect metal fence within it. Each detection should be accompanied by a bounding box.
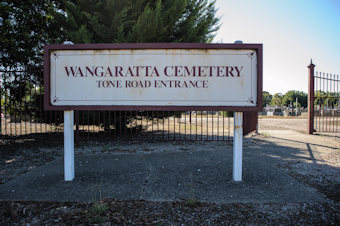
[1,70,233,142]
[308,62,340,133]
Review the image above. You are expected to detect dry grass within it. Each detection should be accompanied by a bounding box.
[1,118,63,136]
[3,114,340,137]
[1,115,233,139]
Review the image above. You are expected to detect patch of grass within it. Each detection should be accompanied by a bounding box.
[91,201,108,215]
[87,178,108,224]
[185,197,198,206]
[88,201,108,224]
[261,132,271,138]
[101,145,109,152]
[179,124,200,132]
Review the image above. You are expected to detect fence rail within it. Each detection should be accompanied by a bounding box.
[1,70,232,142]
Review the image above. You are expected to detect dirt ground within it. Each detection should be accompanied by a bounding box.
[259,116,309,133]
[0,116,339,225]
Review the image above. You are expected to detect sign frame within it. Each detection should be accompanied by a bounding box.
[44,43,262,111]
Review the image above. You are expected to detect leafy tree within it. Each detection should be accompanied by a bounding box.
[262,91,272,107]
[1,1,66,123]
[0,0,65,70]
[1,0,220,131]
[314,90,340,109]
[270,93,283,107]
[282,90,308,108]
[62,0,220,43]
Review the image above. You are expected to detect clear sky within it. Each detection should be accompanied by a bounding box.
[214,0,340,95]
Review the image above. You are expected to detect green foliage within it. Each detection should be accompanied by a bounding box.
[88,201,108,224]
[221,111,233,117]
[282,90,308,108]
[90,201,108,216]
[63,0,220,43]
[1,1,64,123]
[186,197,198,206]
[270,93,283,107]
[1,0,220,130]
[314,90,340,108]
[262,91,272,107]
[263,90,337,109]
[1,74,44,121]
[267,91,307,108]
[0,0,65,70]
[87,178,108,224]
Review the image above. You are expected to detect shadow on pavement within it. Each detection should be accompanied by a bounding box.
[1,130,338,204]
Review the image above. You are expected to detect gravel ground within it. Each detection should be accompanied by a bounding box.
[1,200,338,225]
[0,117,339,225]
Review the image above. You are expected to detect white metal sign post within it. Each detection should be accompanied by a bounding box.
[233,112,243,181]
[44,43,262,182]
[64,110,74,181]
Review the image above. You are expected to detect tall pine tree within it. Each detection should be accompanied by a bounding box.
[62,0,220,43]
[61,0,220,130]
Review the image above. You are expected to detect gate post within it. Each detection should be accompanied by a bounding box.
[308,60,315,134]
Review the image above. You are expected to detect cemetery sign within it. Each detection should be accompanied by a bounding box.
[44,43,262,111]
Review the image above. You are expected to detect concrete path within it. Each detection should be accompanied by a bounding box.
[0,132,328,203]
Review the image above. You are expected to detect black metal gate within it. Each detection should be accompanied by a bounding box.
[308,62,340,133]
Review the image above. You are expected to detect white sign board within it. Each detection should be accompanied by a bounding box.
[49,49,258,107]
[45,43,263,182]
